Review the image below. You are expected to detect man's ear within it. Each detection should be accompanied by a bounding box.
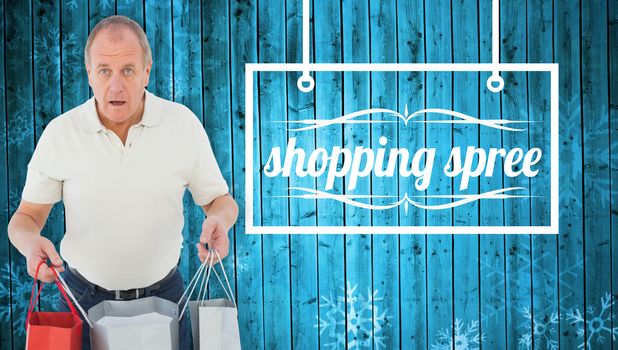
[143,60,152,87]
[85,64,93,87]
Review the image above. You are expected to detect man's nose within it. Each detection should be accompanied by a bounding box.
[108,73,124,93]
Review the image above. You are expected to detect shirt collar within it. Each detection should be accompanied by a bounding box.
[81,89,162,133]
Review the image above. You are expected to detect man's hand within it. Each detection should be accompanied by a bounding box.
[25,236,64,283]
[196,215,230,264]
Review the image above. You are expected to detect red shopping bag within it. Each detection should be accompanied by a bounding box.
[25,260,83,350]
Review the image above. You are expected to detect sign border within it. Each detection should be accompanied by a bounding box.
[245,63,559,234]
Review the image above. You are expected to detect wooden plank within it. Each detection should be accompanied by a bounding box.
[395,0,427,347]
[312,0,347,348]
[229,0,264,348]
[89,0,116,31]
[144,0,172,99]
[202,0,234,301]
[478,1,507,347]
[33,0,64,313]
[423,0,453,346]
[609,0,618,348]
[116,0,144,26]
[341,0,373,347]
[500,0,532,347]
[257,0,291,348]
[5,0,34,348]
[581,1,612,350]
[61,0,89,111]
[171,0,203,295]
[284,0,319,348]
[0,1,11,348]
[368,0,400,348]
[553,0,585,347]
[451,0,481,343]
[527,0,559,348]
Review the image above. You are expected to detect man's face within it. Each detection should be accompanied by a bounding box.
[86,26,152,125]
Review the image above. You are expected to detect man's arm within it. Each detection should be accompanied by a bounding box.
[195,193,239,263]
[7,200,65,282]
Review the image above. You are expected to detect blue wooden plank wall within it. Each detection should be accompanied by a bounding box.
[1,0,616,349]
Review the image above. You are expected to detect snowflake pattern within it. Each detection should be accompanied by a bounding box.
[0,263,58,337]
[480,241,583,327]
[566,293,618,349]
[315,281,391,349]
[559,95,583,207]
[65,0,78,12]
[518,307,559,350]
[34,26,61,88]
[431,319,484,350]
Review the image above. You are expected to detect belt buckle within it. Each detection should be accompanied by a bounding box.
[114,289,140,300]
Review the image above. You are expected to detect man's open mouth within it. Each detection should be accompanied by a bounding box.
[109,101,126,106]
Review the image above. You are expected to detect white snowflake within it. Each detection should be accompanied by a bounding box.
[431,319,484,350]
[566,292,618,349]
[518,307,559,350]
[315,281,391,349]
[65,0,78,12]
[481,241,583,327]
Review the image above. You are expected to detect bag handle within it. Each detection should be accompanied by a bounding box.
[178,253,213,320]
[26,260,81,331]
[208,249,237,308]
[51,267,94,328]
[178,249,238,319]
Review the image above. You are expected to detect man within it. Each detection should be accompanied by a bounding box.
[7,15,238,349]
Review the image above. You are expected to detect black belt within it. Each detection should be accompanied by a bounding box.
[66,264,178,300]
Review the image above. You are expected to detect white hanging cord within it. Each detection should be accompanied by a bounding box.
[52,267,94,328]
[297,0,315,92]
[487,0,504,92]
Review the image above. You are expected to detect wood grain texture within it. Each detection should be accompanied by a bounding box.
[0,1,614,349]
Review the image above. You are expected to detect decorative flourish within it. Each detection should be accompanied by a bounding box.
[277,105,530,132]
[566,293,618,349]
[277,186,532,213]
[431,319,484,350]
[315,281,391,349]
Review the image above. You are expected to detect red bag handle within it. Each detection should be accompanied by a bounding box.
[25,260,80,331]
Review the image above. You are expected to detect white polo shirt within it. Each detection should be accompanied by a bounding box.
[21,89,229,290]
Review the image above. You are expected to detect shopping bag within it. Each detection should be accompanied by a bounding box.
[178,249,241,350]
[88,296,179,350]
[25,261,86,350]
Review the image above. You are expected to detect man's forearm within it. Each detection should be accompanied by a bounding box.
[201,194,239,231]
[7,212,42,257]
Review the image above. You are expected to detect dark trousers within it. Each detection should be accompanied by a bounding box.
[57,264,192,350]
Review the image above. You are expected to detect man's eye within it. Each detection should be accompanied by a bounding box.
[124,68,134,75]
[99,68,109,75]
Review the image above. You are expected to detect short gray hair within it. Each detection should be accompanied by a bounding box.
[84,15,152,67]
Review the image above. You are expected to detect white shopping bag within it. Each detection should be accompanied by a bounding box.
[179,249,241,350]
[88,296,179,350]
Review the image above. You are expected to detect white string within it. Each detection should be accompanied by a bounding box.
[487,0,504,92]
[297,0,315,92]
[52,267,94,328]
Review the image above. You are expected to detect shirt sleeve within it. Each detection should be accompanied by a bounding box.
[187,123,230,206]
[21,123,63,204]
